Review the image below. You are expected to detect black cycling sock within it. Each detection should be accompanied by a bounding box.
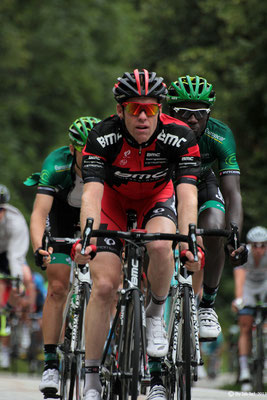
[44,344,59,371]
[148,357,163,387]
[199,284,219,309]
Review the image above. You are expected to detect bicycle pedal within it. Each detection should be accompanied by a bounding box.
[199,337,217,342]
[42,389,60,399]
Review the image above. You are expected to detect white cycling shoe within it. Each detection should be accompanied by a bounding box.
[198,307,221,341]
[146,384,167,400]
[83,389,101,400]
[239,367,251,383]
[39,368,59,393]
[146,316,168,357]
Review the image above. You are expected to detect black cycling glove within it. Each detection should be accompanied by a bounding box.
[34,247,45,269]
[225,243,248,266]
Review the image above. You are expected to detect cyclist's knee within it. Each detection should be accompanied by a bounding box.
[239,321,253,335]
[147,240,172,260]
[48,280,68,300]
[93,277,119,303]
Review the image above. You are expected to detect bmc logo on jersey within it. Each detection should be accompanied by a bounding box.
[157,131,187,147]
[97,132,122,148]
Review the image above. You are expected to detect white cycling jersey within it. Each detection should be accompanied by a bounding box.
[235,244,267,307]
[0,204,29,279]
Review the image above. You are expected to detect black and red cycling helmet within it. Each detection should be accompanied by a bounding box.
[113,68,167,103]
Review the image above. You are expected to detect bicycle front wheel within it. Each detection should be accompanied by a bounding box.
[120,289,142,400]
[177,285,191,400]
[72,282,91,400]
[60,282,91,400]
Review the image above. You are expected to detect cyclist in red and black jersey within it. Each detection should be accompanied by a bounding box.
[74,69,204,400]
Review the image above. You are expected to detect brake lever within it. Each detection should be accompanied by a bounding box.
[40,228,51,271]
[81,218,94,255]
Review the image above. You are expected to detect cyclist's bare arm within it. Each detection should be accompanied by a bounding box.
[22,264,37,312]
[30,193,54,262]
[233,267,246,299]
[176,183,203,271]
[232,267,246,312]
[76,182,104,263]
[220,175,246,260]
[220,175,243,230]
[80,182,103,234]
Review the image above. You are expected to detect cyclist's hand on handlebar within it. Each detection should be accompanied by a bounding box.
[34,247,53,268]
[71,241,97,264]
[181,247,205,272]
[226,243,248,266]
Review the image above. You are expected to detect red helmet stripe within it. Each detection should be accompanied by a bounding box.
[143,69,149,95]
[134,69,141,95]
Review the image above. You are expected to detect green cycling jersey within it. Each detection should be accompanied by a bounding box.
[199,117,240,179]
[24,146,74,195]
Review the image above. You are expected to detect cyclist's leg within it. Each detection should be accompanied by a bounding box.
[196,172,225,340]
[39,255,71,394]
[83,252,121,399]
[83,185,126,399]
[237,309,254,384]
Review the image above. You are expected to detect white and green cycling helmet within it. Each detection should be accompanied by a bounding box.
[246,226,267,243]
[167,75,216,106]
[69,116,101,151]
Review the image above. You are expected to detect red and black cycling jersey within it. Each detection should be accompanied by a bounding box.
[82,114,201,200]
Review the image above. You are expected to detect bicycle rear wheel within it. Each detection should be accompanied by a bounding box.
[177,285,191,400]
[120,289,142,400]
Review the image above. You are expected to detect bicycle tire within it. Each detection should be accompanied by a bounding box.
[60,282,90,400]
[120,289,142,400]
[70,282,91,400]
[177,285,191,400]
[252,323,264,392]
[59,352,71,400]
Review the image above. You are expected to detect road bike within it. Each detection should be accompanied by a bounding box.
[42,232,92,400]
[162,224,238,400]
[81,215,236,400]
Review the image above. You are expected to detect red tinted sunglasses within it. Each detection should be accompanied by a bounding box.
[122,102,161,117]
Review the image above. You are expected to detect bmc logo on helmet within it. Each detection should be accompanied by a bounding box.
[157,131,187,147]
[97,133,122,148]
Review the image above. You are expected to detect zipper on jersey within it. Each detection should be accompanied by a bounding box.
[139,145,142,156]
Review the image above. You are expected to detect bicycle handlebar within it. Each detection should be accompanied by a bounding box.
[44,217,235,248]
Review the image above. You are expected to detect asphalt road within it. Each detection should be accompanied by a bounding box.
[0,373,266,400]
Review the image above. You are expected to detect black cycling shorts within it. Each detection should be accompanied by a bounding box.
[197,169,225,215]
[0,252,10,276]
[47,197,80,256]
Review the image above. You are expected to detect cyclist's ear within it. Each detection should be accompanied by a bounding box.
[69,144,75,155]
[117,103,124,119]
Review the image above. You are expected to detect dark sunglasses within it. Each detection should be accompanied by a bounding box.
[122,102,161,117]
[252,243,266,249]
[173,107,210,121]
